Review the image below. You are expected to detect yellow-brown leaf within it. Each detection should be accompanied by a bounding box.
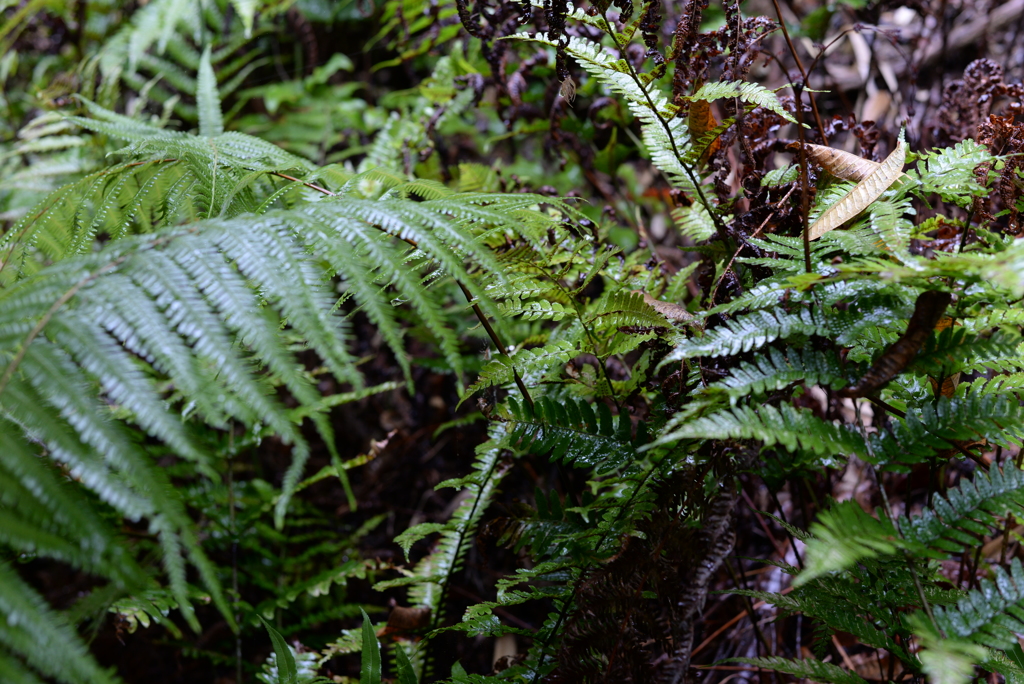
[803,144,881,182]
[808,136,906,241]
[688,98,721,169]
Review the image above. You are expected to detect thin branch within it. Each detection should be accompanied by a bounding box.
[768,0,828,143]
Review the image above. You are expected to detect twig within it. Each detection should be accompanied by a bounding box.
[723,556,774,656]
[793,83,813,274]
[768,0,828,143]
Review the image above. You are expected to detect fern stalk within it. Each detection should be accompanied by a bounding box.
[596,9,727,240]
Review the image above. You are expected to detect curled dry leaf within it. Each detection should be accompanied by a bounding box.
[637,291,697,323]
[802,144,882,182]
[807,135,907,240]
[839,290,952,399]
[801,143,910,183]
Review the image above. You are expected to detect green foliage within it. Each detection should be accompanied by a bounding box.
[4,0,1024,682]
[687,80,796,123]
[360,608,382,684]
[730,656,870,684]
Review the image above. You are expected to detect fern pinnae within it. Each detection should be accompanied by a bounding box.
[729,656,869,684]
[654,403,864,463]
[0,561,120,684]
[196,46,224,138]
[709,346,847,404]
[665,305,831,361]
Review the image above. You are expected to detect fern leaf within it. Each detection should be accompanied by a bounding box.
[587,290,674,332]
[913,139,993,207]
[929,558,1024,650]
[464,341,577,398]
[874,394,1024,462]
[730,657,869,684]
[709,347,847,404]
[498,297,573,321]
[197,48,224,137]
[688,81,796,124]
[797,501,909,585]
[905,463,1024,553]
[809,131,907,240]
[0,562,119,684]
[665,306,830,360]
[507,396,642,471]
[654,403,864,460]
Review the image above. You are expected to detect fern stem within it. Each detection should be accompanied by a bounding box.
[455,281,534,411]
[792,83,813,274]
[271,171,336,197]
[528,462,666,682]
[710,211,771,307]
[767,489,804,569]
[720,557,774,655]
[596,9,728,240]
[766,0,828,143]
[867,460,944,636]
[426,439,504,635]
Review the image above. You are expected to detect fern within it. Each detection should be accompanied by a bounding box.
[707,346,847,404]
[687,80,796,124]
[912,139,993,207]
[374,428,510,680]
[730,656,870,684]
[655,403,864,461]
[0,70,580,680]
[506,396,644,471]
[801,464,1024,583]
[464,341,577,398]
[926,558,1024,649]
[873,394,1024,462]
[665,306,831,360]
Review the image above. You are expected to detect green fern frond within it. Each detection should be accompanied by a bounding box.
[708,346,847,404]
[762,164,799,187]
[904,463,1024,553]
[374,429,510,679]
[587,290,673,332]
[512,32,705,198]
[832,194,914,259]
[874,394,1024,462]
[671,203,718,242]
[654,403,864,460]
[912,139,993,207]
[665,306,830,360]
[961,307,1024,332]
[498,298,573,321]
[506,396,642,471]
[801,464,1024,585]
[196,47,224,138]
[973,373,1024,396]
[927,558,1024,650]
[797,501,909,585]
[687,81,796,124]
[730,656,869,684]
[0,562,120,684]
[912,328,1024,377]
[464,341,577,398]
